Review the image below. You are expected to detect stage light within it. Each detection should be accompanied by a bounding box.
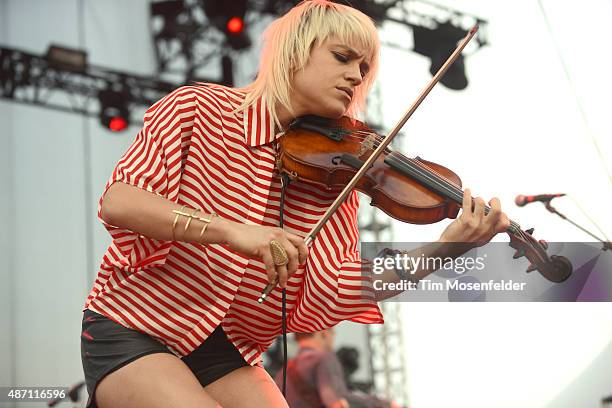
[413,22,469,90]
[108,117,128,132]
[45,44,88,73]
[226,17,244,34]
[98,89,130,132]
[202,1,251,50]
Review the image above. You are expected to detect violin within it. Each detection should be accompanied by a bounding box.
[276,115,573,284]
[257,25,572,303]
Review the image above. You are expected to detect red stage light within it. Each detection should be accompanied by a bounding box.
[108,117,128,132]
[226,17,244,34]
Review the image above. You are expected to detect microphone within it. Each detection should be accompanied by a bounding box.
[515,193,565,207]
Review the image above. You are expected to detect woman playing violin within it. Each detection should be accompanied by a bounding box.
[80,1,510,407]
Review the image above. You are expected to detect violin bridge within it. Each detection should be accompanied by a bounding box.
[358,133,377,157]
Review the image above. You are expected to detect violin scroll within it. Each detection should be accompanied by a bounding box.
[508,227,572,283]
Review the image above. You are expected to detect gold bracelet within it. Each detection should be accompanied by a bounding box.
[171,206,218,242]
[184,208,200,233]
[199,213,218,241]
[172,205,188,241]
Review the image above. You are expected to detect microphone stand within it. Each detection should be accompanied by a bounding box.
[543,202,611,251]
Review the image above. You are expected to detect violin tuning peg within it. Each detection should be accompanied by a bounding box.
[539,239,548,249]
[526,263,538,273]
[513,249,525,259]
[526,228,534,235]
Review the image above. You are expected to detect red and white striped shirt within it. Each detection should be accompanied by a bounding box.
[84,84,383,364]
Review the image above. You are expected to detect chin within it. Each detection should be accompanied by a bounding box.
[315,105,346,119]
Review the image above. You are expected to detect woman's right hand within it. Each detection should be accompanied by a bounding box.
[224,222,308,289]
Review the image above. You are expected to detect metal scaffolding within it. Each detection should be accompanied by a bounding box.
[358,82,410,406]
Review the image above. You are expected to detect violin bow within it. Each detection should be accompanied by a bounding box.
[258,25,480,303]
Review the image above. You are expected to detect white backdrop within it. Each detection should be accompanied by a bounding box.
[0,0,610,407]
[377,1,612,407]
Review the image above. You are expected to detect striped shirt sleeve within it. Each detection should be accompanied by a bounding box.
[336,192,384,324]
[301,191,384,328]
[97,86,201,270]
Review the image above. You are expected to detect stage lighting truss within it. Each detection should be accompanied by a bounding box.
[149,0,487,90]
[150,0,256,85]
[367,303,410,406]
[385,0,489,52]
[148,0,401,86]
[0,46,204,130]
[384,0,489,89]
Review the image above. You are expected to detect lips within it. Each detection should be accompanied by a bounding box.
[336,87,353,100]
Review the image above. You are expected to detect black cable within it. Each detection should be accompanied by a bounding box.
[279,171,291,397]
[282,287,287,395]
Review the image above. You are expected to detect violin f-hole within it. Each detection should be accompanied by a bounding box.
[335,154,366,170]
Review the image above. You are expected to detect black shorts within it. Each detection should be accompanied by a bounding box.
[80,309,249,408]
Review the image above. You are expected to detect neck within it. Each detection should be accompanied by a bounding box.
[275,103,295,131]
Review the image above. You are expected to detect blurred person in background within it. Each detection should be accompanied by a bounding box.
[276,329,400,408]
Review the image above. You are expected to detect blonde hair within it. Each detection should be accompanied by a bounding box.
[239,0,380,128]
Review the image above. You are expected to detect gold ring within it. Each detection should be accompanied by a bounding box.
[269,240,289,266]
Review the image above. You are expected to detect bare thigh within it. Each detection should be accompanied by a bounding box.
[95,353,221,408]
[204,365,289,408]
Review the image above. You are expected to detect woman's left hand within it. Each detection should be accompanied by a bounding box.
[439,188,511,246]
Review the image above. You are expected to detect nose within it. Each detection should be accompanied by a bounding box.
[345,62,363,86]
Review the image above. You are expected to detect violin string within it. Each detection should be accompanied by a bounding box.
[346,131,463,203]
[346,131,465,200]
[308,127,535,254]
[346,130,467,202]
[394,151,530,243]
[391,151,524,234]
[338,132,535,253]
[346,129,525,238]
[341,130,527,241]
[339,130,386,143]
[413,156,527,240]
[297,126,532,249]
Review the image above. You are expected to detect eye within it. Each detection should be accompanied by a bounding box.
[360,64,369,78]
[332,52,349,63]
